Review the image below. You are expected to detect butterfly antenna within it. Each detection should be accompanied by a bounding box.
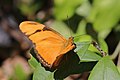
[67,15,72,37]
[67,15,70,27]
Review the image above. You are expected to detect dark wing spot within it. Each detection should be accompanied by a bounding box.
[27,22,38,25]
[27,30,41,37]
[43,26,52,31]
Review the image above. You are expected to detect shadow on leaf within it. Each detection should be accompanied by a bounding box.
[54,50,97,79]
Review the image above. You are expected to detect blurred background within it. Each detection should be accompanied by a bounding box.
[0,0,120,80]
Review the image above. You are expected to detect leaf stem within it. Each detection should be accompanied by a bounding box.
[110,41,120,60]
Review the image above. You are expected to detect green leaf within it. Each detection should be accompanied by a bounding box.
[50,21,73,38]
[98,37,108,53]
[55,61,96,79]
[74,35,92,43]
[15,65,28,80]
[18,1,40,16]
[89,38,108,55]
[74,41,101,62]
[54,50,97,79]
[117,66,120,73]
[114,24,120,39]
[74,41,91,53]
[88,0,120,38]
[98,29,111,39]
[54,0,83,20]
[28,55,54,80]
[88,56,120,80]
[10,64,28,80]
[33,64,54,80]
[75,41,101,62]
[79,50,102,62]
[28,54,39,70]
[76,0,91,17]
[75,20,87,35]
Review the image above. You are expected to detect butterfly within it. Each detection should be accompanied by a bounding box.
[19,21,75,69]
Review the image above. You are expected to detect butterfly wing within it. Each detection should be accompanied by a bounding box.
[19,21,75,68]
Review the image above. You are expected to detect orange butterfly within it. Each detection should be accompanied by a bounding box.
[19,21,75,69]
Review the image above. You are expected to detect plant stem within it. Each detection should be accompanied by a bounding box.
[110,41,120,59]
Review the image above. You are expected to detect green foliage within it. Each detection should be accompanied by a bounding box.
[88,0,120,39]
[75,20,87,35]
[18,0,120,79]
[9,65,28,80]
[118,67,120,73]
[29,55,54,80]
[98,38,108,53]
[49,21,73,38]
[28,52,97,80]
[76,0,91,17]
[28,41,120,80]
[88,56,120,80]
[54,0,83,20]
[28,54,39,70]
[33,64,54,80]
[16,0,42,19]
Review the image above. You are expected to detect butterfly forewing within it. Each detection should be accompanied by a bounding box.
[19,21,45,36]
[19,21,75,69]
